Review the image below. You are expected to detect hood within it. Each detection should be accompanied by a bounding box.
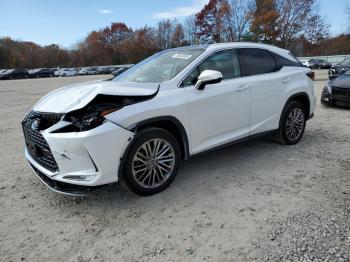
[33,80,159,113]
[330,74,350,89]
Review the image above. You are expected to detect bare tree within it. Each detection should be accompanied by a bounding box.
[184,15,199,45]
[276,0,329,48]
[156,20,176,49]
[228,0,254,41]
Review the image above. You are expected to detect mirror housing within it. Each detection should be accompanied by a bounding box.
[195,70,223,90]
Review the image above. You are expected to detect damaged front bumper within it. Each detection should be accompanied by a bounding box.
[24,121,134,195]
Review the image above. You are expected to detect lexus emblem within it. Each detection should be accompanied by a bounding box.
[31,119,40,130]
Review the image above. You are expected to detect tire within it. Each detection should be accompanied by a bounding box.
[122,127,181,196]
[275,101,306,145]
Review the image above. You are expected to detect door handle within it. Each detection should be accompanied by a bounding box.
[236,85,249,92]
[282,77,291,83]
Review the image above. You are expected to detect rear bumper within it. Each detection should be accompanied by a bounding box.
[24,121,134,194]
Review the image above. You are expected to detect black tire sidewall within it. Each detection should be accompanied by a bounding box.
[123,127,181,196]
[280,101,306,145]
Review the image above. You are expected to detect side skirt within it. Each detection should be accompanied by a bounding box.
[190,130,277,158]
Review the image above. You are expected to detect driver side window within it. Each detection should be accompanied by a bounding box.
[182,49,241,87]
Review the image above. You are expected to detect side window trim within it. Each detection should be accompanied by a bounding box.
[179,48,243,88]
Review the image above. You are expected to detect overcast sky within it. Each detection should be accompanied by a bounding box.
[0,0,348,48]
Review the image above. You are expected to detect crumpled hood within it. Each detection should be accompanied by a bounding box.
[33,80,159,113]
[330,75,350,89]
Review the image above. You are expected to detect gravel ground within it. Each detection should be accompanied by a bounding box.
[0,71,349,262]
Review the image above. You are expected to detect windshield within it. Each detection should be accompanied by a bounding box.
[114,48,204,84]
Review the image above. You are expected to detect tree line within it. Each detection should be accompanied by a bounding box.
[1,0,350,69]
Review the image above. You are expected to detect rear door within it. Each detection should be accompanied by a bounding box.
[239,48,285,134]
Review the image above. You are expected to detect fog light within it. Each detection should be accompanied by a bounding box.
[63,174,96,181]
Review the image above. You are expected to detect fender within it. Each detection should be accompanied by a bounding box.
[128,116,190,160]
[281,92,311,122]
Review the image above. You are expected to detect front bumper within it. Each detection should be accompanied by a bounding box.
[321,87,350,107]
[24,121,134,195]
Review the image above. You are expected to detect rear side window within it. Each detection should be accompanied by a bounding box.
[272,53,302,68]
[239,48,278,76]
[182,49,241,86]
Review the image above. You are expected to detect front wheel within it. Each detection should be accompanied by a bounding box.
[122,128,181,196]
[276,101,306,145]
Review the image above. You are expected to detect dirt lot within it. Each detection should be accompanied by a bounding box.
[0,71,349,262]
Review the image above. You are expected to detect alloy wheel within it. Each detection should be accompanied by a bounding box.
[286,108,305,141]
[132,138,176,189]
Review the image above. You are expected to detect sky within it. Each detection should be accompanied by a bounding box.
[0,0,348,48]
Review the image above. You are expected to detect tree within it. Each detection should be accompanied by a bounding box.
[171,24,185,47]
[157,20,176,49]
[276,0,328,48]
[102,22,133,47]
[183,15,199,45]
[195,0,232,43]
[227,0,254,41]
[250,0,279,44]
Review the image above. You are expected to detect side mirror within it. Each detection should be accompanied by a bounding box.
[195,70,223,90]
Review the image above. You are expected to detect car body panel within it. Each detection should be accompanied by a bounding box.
[33,80,159,113]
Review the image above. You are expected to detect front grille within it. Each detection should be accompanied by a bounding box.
[333,87,350,101]
[22,111,63,172]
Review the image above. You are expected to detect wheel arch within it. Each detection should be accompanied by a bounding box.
[117,116,190,182]
[129,116,190,160]
[283,92,311,121]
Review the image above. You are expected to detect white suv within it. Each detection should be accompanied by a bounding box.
[22,43,316,196]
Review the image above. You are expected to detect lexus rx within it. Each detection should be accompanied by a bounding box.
[22,43,316,196]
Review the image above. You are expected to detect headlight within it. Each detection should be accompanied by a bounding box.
[62,107,119,132]
[326,82,332,94]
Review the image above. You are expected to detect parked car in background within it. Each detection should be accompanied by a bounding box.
[56,68,78,77]
[97,66,111,74]
[28,68,56,78]
[328,58,350,80]
[315,59,331,69]
[0,69,28,80]
[322,70,350,107]
[302,60,311,68]
[22,42,316,196]
[86,67,99,75]
[78,67,88,75]
[79,67,99,75]
[302,59,331,69]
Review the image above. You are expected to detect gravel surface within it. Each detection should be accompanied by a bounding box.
[0,71,349,262]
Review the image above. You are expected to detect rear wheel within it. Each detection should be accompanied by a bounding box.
[276,101,306,145]
[122,128,180,196]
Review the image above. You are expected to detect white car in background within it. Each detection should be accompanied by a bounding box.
[79,67,99,75]
[22,42,316,196]
[302,60,311,68]
[55,68,78,77]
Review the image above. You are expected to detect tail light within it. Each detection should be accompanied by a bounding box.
[307,71,315,81]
